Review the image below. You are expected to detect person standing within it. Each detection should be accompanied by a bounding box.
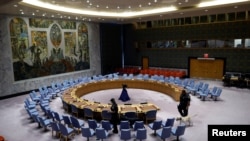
[177,90,191,117]
[110,98,119,134]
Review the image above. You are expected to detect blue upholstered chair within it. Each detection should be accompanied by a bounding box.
[148,120,162,136]
[101,110,112,121]
[50,122,60,137]
[120,129,131,141]
[132,121,145,131]
[156,126,172,141]
[62,115,72,127]
[144,110,157,124]
[81,127,95,141]
[88,119,100,130]
[54,111,63,123]
[135,128,147,141]
[119,120,130,131]
[71,104,79,118]
[95,128,109,141]
[171,123,186,141]
[101,120,113,132]
[70,116,84,133]
[84,107,94,119]
[162,117,175,127]
[58,123,75,141]
[211,88,222,101]
[37,116,51,131]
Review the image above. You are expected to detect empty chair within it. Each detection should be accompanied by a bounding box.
[135,128,147,141]
[208,86,218,96]
[199,89,209,101]
[95,128,109,141]
[156,126,172,141]
[58,123,75,141]
[70,116,84,134]
[171,123,186,141]
[211,88,222,101]
[101,120,113,132]
[148,120,162,136]
[54,111,63,123]
[47,109,55,121]
[84,107,94,119]
[101,110,112,121]
[71,104,79,117]
[81,127,95,141]
[119,120,130,131]
[123,111,138,126]
[37,116,51,131]
[188,83,199,95]
[162,117,175,127]
[50,122,60,137]
[120,129,131,141]
[62,115,72,127]
[88,119,100,130]
[197,83,209,97]
[144,110,157,124]
[25,107,39,120]
[132,121,145,131]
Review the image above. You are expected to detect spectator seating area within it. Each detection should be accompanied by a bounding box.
[115,67,187,78]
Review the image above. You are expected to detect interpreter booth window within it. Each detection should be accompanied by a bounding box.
[245,39,250,48]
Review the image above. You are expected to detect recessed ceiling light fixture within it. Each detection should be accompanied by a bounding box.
[198,0,248,7]
[20,0,177,18]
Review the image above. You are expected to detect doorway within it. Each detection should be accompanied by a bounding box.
[142,57,149,69]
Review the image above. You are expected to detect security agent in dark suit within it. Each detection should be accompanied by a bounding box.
[178,90,191,117]
[110,98,119,133]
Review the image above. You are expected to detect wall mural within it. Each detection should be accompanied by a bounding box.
[10,17,90,81]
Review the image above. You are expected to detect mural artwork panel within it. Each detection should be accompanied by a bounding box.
[10,18,90,81]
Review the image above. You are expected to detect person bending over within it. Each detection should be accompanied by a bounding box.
[178,90,191,117]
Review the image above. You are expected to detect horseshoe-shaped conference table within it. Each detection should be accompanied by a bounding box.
[61,78,183,121]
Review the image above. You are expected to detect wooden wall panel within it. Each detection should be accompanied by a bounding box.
[189,58,224,79]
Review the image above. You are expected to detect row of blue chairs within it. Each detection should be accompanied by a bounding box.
[185,81,222,101]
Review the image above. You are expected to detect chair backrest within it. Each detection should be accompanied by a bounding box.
[54,112,63,122]
[84,108,94,119]
[160,126,172,139]
[58,123,69,136]
[173,123,186,137]
[95,128,108,139]
[81,127,94,139]
[120,129,131,140]
[164,118,175,127]
[145,110,157,121]
[88,119,99,130]
[152,120,162,130]
[101,120,113,131]
[71,104,79,117]
[62,115,72,126]
[70,116,81,128]
[124,111,137,119]
[133,121,144,131]
[51,122,60,132]
[136,128,147,140]
[119,120,130,130]
[215,88,222,96]
[101,110,112,120]
[211,87,218,94]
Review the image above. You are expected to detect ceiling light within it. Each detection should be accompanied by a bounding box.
[20,0,177,18]
[198,0,248,7]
